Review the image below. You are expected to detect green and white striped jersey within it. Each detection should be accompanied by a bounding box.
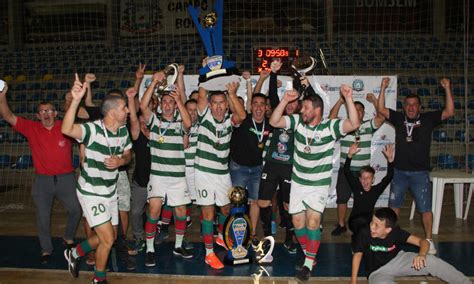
[77,120,132,197]
[185,123,200,168]
[194,107,235,175]
[147,112,186,178]
[340,119,377,171]
[284,114,345,187]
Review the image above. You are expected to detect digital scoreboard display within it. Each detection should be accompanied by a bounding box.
[253,47,299,73]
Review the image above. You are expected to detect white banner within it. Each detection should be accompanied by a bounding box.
[139,74,398,208]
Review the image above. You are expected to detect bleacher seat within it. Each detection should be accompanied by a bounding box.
[454,130,472,142]
[0,155,11,168]
[399,88,412,97]
[433,130,452,142]
[407,77,421,85]
[468,154,474,169]
[417,88,430,96]
[454,100,462,109]
[10,132,26,144]
[11,155,33,169]
[452,87,465,96]
[424,77,437,85]
[428,100,441,109]
[437,153,459,169]
[0,132,10,143]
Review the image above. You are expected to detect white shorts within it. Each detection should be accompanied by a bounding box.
[194,169,231,207]
[77,191,118,228]
[289,182,328,215]
[185,167,197,201]
[147,175,191,207]
[117,171,131,212]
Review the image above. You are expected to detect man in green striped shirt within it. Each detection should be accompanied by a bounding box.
[270,86,360,282]
[329,91,385,236]
[62,74,132,284]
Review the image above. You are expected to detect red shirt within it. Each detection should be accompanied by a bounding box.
[13,117,74,175]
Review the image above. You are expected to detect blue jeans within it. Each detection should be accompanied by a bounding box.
[389,169,432,212]
[229,160,263,201]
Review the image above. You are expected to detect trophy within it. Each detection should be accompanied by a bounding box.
[223,186,252,265]
[157,63,179,92]
[188,0,240,91]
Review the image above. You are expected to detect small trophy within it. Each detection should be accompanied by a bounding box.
[223,186,252,265]
[253,236,275,264]
[188,0,240,91]
[157,63,179,92]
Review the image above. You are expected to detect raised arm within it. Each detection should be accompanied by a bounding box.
[177,64,187,103]
[170,89,191,131]
[197,87,208,113]
[62,74,88,140]
[226,82,246,125]
[0,83,18,126]
[374,144,395,194]
[140,72,164,123]
[329,95,344,119]
[126,88,140,140]
[84,73,96,107]
[254,69,269,94]
[268,59,283,110]
[377,77,391,119]
[350,252,363,284]
[366,93,385,128]
[344,142,362,192]
[440,78,454,120]
[133,63,146,92]
[340,85,361,133]
[242,70,252,112]
[270,90,299,128]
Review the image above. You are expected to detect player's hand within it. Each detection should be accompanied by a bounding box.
[366,93,376,103]
[71,73,88,102]
[382,144,395,163]
[381,77,390,89]
[283,90,299,103]
[412,255,426,271]
[259,69,270,79]
[104,155,123,169]
[348,142,360,158]
[0,82,8,98]
[178,64,185,74]
[226,81,240,95]
[84,73,96,83]
[440,78,451,90]
[126,88,137,99]
[152,71,165,83]
[136,63,146,80]
[340,84,353,100]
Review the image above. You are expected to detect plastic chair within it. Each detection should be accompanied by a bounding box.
[11,155,33,169]
[0,155,11,168]
[437,153,459,169]
[432,130,453,142]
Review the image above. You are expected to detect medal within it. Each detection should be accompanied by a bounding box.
[252,118,265,149]
[279,131,289,143]
[258,143,264,149]
[158,136,165,143]
[404,115,420,144]
[304,145,311,154]
[406,136,412,142]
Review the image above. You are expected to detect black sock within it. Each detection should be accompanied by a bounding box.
[260,206,273,236]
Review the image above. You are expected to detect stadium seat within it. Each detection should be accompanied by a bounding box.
[10,132,27,144]
[428,100,441,109]
[432,130,452,142]
[0,132,10,143]
[417,88,430,96]
[454,130,472,142]
[396,100,403,109]
[452,87,465,96]
[454,100,462,109]
[437,153,459,169]
[399,88,411,96]
[468,154,474,169]
[0,155,11,168]
[423,77,437,86]
[468,100,474,109]
[11,155,33,169]
[407,77,421,85]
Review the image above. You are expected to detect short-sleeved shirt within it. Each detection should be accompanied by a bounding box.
[388,109,442,171]
[340,119,378,171]
[194,106,235,175]
[77,120,132,197]
[284,114,345,187]
[230,114,272,167]
[185,123,200,168]
[354,226,411,276]
[147,112,186,178]
[13,117,74,175]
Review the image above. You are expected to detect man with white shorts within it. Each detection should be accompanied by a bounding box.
[62,74,132,284]
[270,86,360,282]
[140,72,192,267]
[194,83,246,270]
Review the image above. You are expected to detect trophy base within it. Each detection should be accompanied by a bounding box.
[224,255,252,265]
[199,73,240,91]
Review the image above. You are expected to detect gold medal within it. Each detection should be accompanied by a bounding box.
[304,145,311,154]
[258,143,264,149]
[158,136,165,143]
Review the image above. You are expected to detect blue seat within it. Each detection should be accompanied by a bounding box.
[432,130,452,142]
[437,154,459,169]
[423,77,437,85]
[452,87,465,97]
[0,132,10,143]
[73,155,80,168]
[428,100,441,109]
[417,88,430,97]
[399,88,412,97]
[0,155,11,168]
[10,132,26,143]
[120,80,131,89]
[11,155,33,169]
[454,130,472,142]
[454,101,462,109]
[468,154,474,169]
[468,100,474,109]
[396,100,403,109]
[408,77,421,85]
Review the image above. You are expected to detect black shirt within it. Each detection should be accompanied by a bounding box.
[354,226,411,276]
[85,106,102,121]
[388,109,442,171]
[345,158,394,223]
[230,114,272,167]
[131,130,151,187]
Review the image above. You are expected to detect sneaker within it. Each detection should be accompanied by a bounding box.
[92,279,107,284]
[85,251,96,266]
[154,229,169,245]
[128,239,145,256]
[64,248,80,278]
[182,238,194,250]
[40,254,51,264]
[145,252,156,267]
[284,240,297,254]
[173,246,194,258]
[295,258,317,271]
[295,266,311,283]
[331,224,347,236]
[125,256,137,271]
[205,252,224,270]
[215,236,227,250]
[427,239,437,255]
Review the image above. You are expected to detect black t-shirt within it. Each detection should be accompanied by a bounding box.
[354,226,411,276]
[131,130,151,187]
[388,109,442,171]
[85,106,102,121]
[230,114,272,167]
[345,158,394,222]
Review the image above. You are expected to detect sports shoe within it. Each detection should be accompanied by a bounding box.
[295,266,311,283]
[215,236,227,250]
[427,239,437,255]
[128,239,145,256]
[182,238,194,250]
[64,248,80,278]
[295,258,317,271]
[154,228,169,245]
[125,256,137,271]
[205,252,224,270]
[85,251,96,266]
[173,246,194,258]
[40,254,51,264]
[331,224,347,236]
[284,240,297,254]
[145,252,156,267]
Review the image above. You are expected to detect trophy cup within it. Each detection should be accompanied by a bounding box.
[188,0,240,91]
[157,63,179,92]
[223,186,252,265]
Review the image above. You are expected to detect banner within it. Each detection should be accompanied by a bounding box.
[139,75,398,207]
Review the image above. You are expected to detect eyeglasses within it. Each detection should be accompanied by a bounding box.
[38,109,55,114]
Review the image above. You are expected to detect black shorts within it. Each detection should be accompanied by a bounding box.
[258,162,292,203]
